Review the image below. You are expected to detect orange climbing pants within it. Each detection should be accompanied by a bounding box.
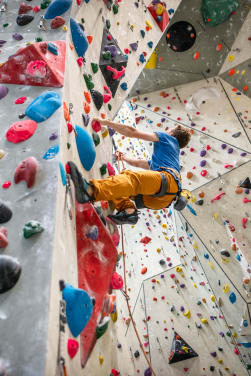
[90,169,179,212]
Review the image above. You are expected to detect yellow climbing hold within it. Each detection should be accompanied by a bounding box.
[156,248,161,253]
[211,295,215,302]
[156,3,164,15]
[0,150,5,159]
[110,310,118,323]
[201,318,208,324]
[99,355,104,365]
[145,50,157,69]
[182,346,189,353]
[184,309,191,318]
[208,261,214,269]
[102,128,109,138]
[192,241,198,250]
[62,25,67,31]
[176,266,182,273]
[223,284,230,293]
[193,283,197,288]
[145,20,153,29]
[162,224,167,229]
[232,332,237,338]
[228,55,234,62]
[165,236,169,240]
[213,212,219,220]
[241,70,246,75]
[218,359,223,364]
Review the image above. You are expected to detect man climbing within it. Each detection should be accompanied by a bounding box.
[67,118,191,225]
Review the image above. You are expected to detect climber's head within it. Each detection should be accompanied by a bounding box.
[169,125,191,149]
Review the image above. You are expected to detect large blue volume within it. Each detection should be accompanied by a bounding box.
[70,18,89,57]
[44,0,73,19]
[62,283,93,338]
[25,92,62,123]
[75,125,96,171]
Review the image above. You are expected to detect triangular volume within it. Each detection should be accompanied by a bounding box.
[99,26,127,97]
[240,177,251,189]
[0,41,66,88]
[147,2,169,32]
[168,332,198,364]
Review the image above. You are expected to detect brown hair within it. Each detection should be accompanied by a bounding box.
[170,125,191,149]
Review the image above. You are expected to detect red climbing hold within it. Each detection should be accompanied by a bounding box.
[242,218,248,229]
[91,120,101,132]
[6,120,37,144]
[33,6,40,13]
[107,162,115,176]
[0,227,8,248]
[50,16,65,29]
[15,96,27,104]
[0,41,66,88]
[210,192,225,203]
[201,170,207,177]
[18,2,33,14]
[14,157,38,188]
[103,86,112,103]
[228,69,235,76]
[140,236,152,245]
[67,339,79,359]
[110,271,123,289]
[2,181,11,189]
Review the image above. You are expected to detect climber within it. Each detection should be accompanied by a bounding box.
[67,118,191,225]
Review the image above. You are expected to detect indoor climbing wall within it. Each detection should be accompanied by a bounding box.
[0,0,178,375]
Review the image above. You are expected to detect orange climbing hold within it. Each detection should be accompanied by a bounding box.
[243,85,249,91]
[141,266,147,274]
[63,101,70,122]
[83,102,90,114]
[198,191,205,198]
[84,91,91,103]
[87,35,93,44]
[193,51,199,60]
[186,172,193,179]
[100,113,106,119]
[216,43,222,51]
[228,69,235,76]
[235,186,243,194]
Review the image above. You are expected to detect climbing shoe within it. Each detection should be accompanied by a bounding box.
[67,161,94,204]
[108,210,139,225]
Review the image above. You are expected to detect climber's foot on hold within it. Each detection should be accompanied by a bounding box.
[108,209,139,225]
[67,161,94,204]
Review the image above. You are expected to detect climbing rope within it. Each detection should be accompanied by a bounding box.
[117,154,157,376]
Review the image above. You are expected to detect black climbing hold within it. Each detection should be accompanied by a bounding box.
[159,259,166,265]
[0,202,12,224]
[240,177,251,189]
[91,89,104,111]
[232,131,241,138]
[99,26,127,97]
[92,132,100,147]
[16,15,34,26]
[210,366,215,372]
[19,113,26,119]
[166,21,196,52]
[220,249,230,257]
[134,350,140,358]
[168,332,198,364]
[0,255,22,294]
[195,199,204,206]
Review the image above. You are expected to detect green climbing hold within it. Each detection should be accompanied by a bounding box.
[100,163,107,176]
[116,253,122,263]
[96,317,110,339]
[67,142,71,150]
[23,220,44,239]
[81,18,85,24]
[201,0,239,27]
[112,4,118,14]
[92,132,100,147]
[41,0,51,9]
[36,37,43,42]
[103,51,111,60]
[108,103,112,111]
[106,19,111,29]
[91,62,99,74]
[83,74,94,90]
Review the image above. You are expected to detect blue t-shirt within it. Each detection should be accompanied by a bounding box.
[148,131,181,187]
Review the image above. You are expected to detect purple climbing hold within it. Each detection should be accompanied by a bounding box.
[108,127,116,137]
[82,114,90,127]
[180,306,185,312]
[228,148,233,154]
[200,150,206,157]
[144,368,152,376]
[241,152,247,157]
[180,151,185,155]
[210,352,217,357]
[221,144,227,149]
[200,160,206,167]
[12,33,23,41]
[0,40,6,47]
[161,118,165,122]
[86,225,99,240]
[104,44,117,57]
[130,42,138,51]
[49,132,58,140]
[144,97,148,101]
[0,85,8,100]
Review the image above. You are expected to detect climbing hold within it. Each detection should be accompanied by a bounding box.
[96,316,110,339]
[62,282,94,337]
[70,18,89,57]
[201,0,239,27]
[51,16,65,29]
[14,157,38,189]
[6,120,37,144]
[92,132,100,147]
[0,203,12,224]
[144,368,152,376]
[240,177,251,189]
[43,144,59,160]
[25,92,62,123]
[223,284,229,293]
[120,82,128,91]
[201,318,208,324]
[15,96,27,105]
[193,51,199,60]
[59,162,66,186]
[103,86,112,103]
[186,172,193,179]
[44,0,72,19]
[18,2,33,14]
[100,163,107,176]
[0,150,5,159]
[92,120,101,132]
[91,62,99,74]
[111,272,123,290]
[86,225,99,241]
[0,85,8,100]
[0,255,22,294]
[141,266,147,274]
[82,114,90,127]
[84,102,90,114]
[90,89,104,111]
[0,227,8,248]
[184,310,191,318]
[48,42,58,55]
[23,220,44,239]
[16,15,34,26]
[195,199,203,206]
[201,170,207,177]
[168,332,198,363]
[75,126,96,171]
[107,162,115,176]
[83,74,94,90]
[210,192,225,203]
[67,339,79,359]
[229,292,236,304]
[235,186,243,194]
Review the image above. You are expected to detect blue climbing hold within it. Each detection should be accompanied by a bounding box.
[75,125,96,171]
[139,53,145,64]
[240,342,251,348]
[157,16,162,22]
[243,320,248,327]
[120,82,128,91]
[43,144,59,160]
[62,283,93,337]
[44,0,73,19]
[147,41,153,48]
[70,18,89,57]
[187,204,197,216]
[48,42,58,55]
[59,162,66,186]
[229,292,236,304]
[140,30,145,38]
[86,225,99,240]
[204,253,209,259]
[25,92,62,123]
[236,254,241,262]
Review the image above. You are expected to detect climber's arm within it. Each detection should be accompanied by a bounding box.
[123,156,150,169]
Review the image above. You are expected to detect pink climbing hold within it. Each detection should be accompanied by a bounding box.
[15,96,27,104]
[33,6,40,13]
[0,227,8,248]
[76,0,81,5]
[224,164,233,169]
[67,339,79,359]
[106,65,126,80]
[233,347,239,355]
[6,120,37,144]
[2,181,11,189]
[111,370,120,376]
[110,271,123,289]
[210,192,225,203]
[103,86,112,103]
[26,60,47,78]
[201,170,207,177]
[107,162,115,176]
[14,156,38,188]
[91,120,101,132]
[242,218,248,229]
[243,198,251,203]
[77,57,83,67]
